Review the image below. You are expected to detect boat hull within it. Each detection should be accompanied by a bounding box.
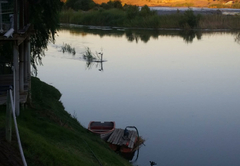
[88,121,115,135]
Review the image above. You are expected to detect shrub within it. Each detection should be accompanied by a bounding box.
[146,15,160,28]
[101,0,123,9]
[65,0,96,11]
[179,9,201,29]
[110,0,123,9]
[125,5,139,19]
[100,3,112,9]
[140,5,151,17]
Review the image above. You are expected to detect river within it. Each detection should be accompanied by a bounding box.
[37,27,240,166]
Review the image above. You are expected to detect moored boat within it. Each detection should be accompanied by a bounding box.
[88,122,145,161]
[107,126,145,160]
[88,121,115,134]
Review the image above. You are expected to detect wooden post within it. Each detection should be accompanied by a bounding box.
[25,39,31,82]
[13,43,20,116]
[25,39,31,104]
[19,44,24,92]
[6,90,12,142]
[24,41,28,83]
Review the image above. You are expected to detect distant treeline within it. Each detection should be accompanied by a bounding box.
[63,0,240,10]
[63,0,96,11]
[61,0,240,30]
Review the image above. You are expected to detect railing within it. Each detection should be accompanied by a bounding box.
[6,87,27,166]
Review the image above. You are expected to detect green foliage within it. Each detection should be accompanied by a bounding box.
[59,9,76,23]
[104,0,123,9]
[140,5,152,17]
[158,14,182,28]
[68,9,126,26]
[145,15,161,28]
[61,2,163,27]
[124,5,139,19]
[199,14,240,29]
[60,6,240,30]
[179,9,201,29]
[100,0,123,10]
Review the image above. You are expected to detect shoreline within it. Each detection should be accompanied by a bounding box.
[149,7,240,15]
[60,6,240,30]
[60,23,238,32]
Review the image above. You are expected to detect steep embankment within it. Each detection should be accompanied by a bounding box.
[93,0,234,7]
[0,77,131,166]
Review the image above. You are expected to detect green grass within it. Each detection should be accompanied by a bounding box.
[0,77,132,166]
[60,9,127,26]
[199,14,240,29]
[60,8,161,28]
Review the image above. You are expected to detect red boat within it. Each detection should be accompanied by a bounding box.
[88,121,115,134]
[88,122,144,161]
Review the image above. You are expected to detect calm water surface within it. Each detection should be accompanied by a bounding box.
[38,27,240,166]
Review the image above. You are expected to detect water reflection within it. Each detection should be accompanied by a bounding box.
[61,25,240,45]
[59,43,106,71]
[60,25,203,43]
[38,28,240,166]
[130,149,140,163]
[83,50,105,71]
[178,30,202,43]
[125,29,159,43]
[235,32,240,45]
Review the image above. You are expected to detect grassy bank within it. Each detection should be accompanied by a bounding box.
[0,77,132,166]
[60,8,240,30]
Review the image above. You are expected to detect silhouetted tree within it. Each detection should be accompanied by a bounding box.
[65,0,96,11]
[179,9,201,29]
[140,5,151,17]
[124,5,139,19]
[29,0,63,73]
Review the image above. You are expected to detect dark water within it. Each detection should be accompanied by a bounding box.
[38,27,240,166]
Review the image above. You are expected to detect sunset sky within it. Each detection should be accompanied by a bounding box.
[92,0,232,7]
